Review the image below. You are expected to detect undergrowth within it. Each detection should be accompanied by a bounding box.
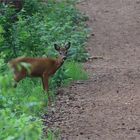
[0,0,89,139]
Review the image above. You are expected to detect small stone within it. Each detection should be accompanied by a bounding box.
[122,123,125,126]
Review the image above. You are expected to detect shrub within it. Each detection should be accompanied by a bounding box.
[0,0,89,139]
[0,71,48,139]
[0,109,43,140]
[0,0,89,60]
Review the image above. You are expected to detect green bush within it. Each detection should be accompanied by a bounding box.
[0,109,43,140]
[0,72,48,139]
[0,25,4,45]
[0,0,89,139]
[0,0,89,60]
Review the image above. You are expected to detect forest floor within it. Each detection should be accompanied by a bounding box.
[45,0,140,139]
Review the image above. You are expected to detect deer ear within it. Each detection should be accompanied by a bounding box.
[65,42,71,50]
[54,44,60,51]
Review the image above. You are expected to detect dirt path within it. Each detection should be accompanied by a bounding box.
[45,0,140,139]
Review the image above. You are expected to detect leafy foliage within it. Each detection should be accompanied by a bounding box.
[0,0,89,139]
[0,0,89,60]
[0,109,43,140]
[0,70,48,139]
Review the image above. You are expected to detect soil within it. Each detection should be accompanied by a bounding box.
[44,0,140,139]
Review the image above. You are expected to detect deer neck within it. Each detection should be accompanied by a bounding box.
[55,57,65,69]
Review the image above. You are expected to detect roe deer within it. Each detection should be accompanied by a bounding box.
[9,42,71,91]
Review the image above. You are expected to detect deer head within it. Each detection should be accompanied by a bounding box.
[54,42,71,61]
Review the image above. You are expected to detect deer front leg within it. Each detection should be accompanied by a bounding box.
[42,72,49,91]
[42,72,52,105]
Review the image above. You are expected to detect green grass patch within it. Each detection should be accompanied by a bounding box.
[64,61,88,81]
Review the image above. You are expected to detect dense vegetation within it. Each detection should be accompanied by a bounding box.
[0,0,88,139]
